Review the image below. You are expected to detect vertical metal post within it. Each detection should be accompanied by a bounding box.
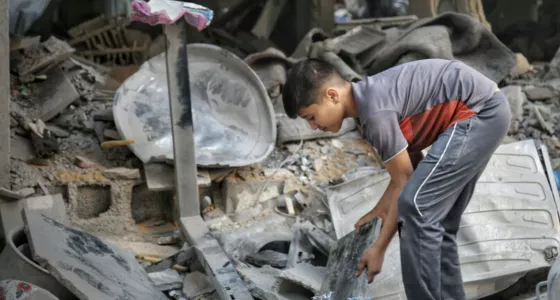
[163,16,252,300]
[0,0,10,190]
[164,18,200,218]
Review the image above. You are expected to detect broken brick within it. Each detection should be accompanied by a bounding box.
[103,167,141,180]
[74,155,100,169]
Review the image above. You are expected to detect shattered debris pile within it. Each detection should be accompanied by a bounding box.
[3,1,560,299]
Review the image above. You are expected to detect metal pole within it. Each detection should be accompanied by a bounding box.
[163,15,252,300]
[164,18,200,218]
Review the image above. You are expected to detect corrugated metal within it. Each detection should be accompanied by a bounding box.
[327,140,560,299]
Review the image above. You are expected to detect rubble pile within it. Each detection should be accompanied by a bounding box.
[502,56,560,167]
[3,1,560,299]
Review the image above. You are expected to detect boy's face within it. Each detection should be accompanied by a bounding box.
[298,86,345,133]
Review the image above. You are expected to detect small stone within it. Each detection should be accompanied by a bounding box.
[74,155,99,169]
[314,159,325,172]
[301,165,310,172]
[510,53,533,78]
[103,167,141,180]
[331,139,343,149]
[45,124,70,138]
[285,144,300,153]
[301,157,310,165]
[294,192,306,207]
[182,271,214,298]
[277,263,326,295]
[104,129,121,140]
[258,185,280,203]
[148,269,183,291]
[284,179,301,195]
[320,146,329,154]
[93,109,114,122]
[157,236,178,246]
[81,120,96,132]
[525,86,555,101]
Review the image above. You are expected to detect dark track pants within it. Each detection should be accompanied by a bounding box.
[398,92,511,300]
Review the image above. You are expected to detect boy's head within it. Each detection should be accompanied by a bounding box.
[282,58,350,133]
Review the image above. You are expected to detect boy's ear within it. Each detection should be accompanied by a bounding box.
[326,88,339,103]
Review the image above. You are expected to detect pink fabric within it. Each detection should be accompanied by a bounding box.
[131,0,213,30]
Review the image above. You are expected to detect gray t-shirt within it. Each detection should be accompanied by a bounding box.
[352,59,498,163]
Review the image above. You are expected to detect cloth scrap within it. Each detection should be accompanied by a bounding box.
[365,12,516,83]
[131,0,213,30]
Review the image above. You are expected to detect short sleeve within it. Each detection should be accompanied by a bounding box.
[362,111,409,163]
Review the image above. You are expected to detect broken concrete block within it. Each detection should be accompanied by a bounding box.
[144,163,211,191]
[18,188,36,198]
[93,122,107,143]
[245,250,288,268]
[0,194,67,240]
[223,177,284,213]
[11,134,35,161]
[45,124,70,138]
[286,224,316,268]
[0,187,35,200]
[103,129,121,140]
[182,271,215,298]
[92,109,114,122]
[148,269,183,291]
[501,85,525,122]
[319,219,380,299]
[300,221,336,255]
[37,67,81,121]
[524,86,555,101]
[103,167,141,180]
[277,263,326,295]
[22,210,167,300]
[11,36,75,76]
[237,265,290,300]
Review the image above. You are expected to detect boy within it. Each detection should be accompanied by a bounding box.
[282,58,511,300]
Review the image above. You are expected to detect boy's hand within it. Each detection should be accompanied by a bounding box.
[356,245,385,283]
[354,199,389,232]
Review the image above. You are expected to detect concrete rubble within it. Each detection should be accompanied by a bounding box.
[182,271,215,298]
[148,269,183,291]
[2,1,560,300]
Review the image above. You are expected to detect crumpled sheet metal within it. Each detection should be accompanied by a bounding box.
[328,140,560,299]
[113,43,276,167]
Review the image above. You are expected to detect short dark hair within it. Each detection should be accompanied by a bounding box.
[282,58,341,118]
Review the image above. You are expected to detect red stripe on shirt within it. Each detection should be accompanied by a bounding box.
[399,100,475,152]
